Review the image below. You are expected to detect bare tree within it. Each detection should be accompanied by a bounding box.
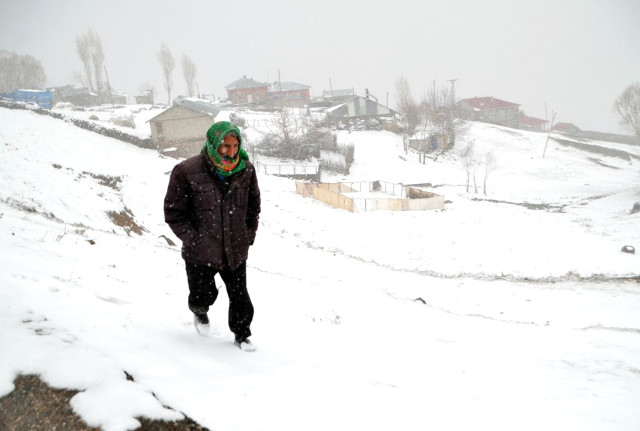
[157,42,175,104]
[181,54,197,97]
[482,151,497,196]
[542,104,556,158]
[414,80,458,155]
[472,154,480,194]
[0,50,46,92]
[395,76,420,138]
[614,83,640,138]
[256,110,336,161]
[414,100,431,163]
[460,139,476,193]
[90,32,105,95]
[425,81,455,133]
[76,32,94,92]
[138,81,156,99]
[75,29,105,96]
[271,108,313,158]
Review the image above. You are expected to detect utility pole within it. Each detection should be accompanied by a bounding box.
[278,69,283,109]
[104,65,114,107]
[432,80,436,106]
[542,103,556,158]
[447,79,457,106]
[447,78,458,147]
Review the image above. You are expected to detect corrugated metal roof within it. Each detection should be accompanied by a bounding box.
[460,96,519,110]
[323,89,354,98]
[225,76,268,90]
[268,81,310,92]
[519,114,547,126]
[173,96,221,116]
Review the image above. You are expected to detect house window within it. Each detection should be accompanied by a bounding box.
[157,122,163,134]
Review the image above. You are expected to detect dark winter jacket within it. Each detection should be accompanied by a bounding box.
[164,152,261,270]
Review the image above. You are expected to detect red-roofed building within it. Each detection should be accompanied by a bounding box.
[458,96,520,129]
[519,113,548,132]
[551,122,581,132]
[225,76,269,105]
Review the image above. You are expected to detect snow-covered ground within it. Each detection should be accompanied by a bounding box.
[1,107,639,431]
[51,103,166,139]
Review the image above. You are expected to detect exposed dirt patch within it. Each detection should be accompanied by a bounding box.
[78,171,123,191]
[0,375,209,431]
[587,157,620,169]
[2,196,61,221]
[552,137,640,161]
[107,206,148,236]
[471,193,611,213]
[471,197,566,212]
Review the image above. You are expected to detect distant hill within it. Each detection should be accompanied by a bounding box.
[558,129,639,146]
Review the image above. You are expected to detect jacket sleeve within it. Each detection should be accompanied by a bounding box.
[164,163,198,246]
[246,166,261,245]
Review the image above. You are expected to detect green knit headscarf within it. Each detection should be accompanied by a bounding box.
[201,121,249,177]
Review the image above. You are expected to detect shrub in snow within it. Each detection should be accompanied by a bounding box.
[621,245,635,254]
[54,102,75,110]
[109,114,135,128]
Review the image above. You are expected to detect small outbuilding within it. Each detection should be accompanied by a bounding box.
[458,96,520,129]
[322,88,355,103]
[135,90,154,105]
[50,85,100,107]
[327,95,398,121]
[1,89,52,109]
[552,122,581,132]
[148,97,221,158]
[267,81,311,107]
[518,113,548,132]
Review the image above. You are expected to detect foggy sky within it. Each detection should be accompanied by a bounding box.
[2,0,639,134]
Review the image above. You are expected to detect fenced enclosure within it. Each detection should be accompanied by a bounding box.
[255,161,319,181]
[295,180,444,212]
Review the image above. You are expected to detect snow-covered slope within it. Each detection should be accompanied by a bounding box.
[1,108,639,431]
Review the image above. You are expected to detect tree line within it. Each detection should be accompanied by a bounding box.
[1,28,639,142]
[0,50,46,93]
[0,28,197,105]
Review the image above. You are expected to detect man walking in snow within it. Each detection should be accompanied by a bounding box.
[164,121,261,351]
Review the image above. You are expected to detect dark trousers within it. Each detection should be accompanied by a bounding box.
[185,261,253,341]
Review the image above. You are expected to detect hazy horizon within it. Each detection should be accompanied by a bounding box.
[2,0,639,134]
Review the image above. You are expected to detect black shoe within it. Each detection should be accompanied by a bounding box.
[234,337,256,352]
[193,313,210,336]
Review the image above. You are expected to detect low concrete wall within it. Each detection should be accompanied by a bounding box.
[296,180,444,213]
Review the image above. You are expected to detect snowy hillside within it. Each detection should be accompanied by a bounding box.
[1,107,639,431]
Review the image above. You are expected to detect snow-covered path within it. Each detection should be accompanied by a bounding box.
[1,108,639,430]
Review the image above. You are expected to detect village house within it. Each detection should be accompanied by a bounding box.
[408,131,449,153]
[458,96,520,129]
[267,81,311,107]
[108,91,128,105]
[225,76,268,105]
[148,97,221,158]
[518,112,548,132]
[326,94,399,131]
[327,95,398,121]
[552,122,581,132]
[50,85,100,107]
[1,89,52,109]
[322,88,355,103]
[135,90,154,105]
